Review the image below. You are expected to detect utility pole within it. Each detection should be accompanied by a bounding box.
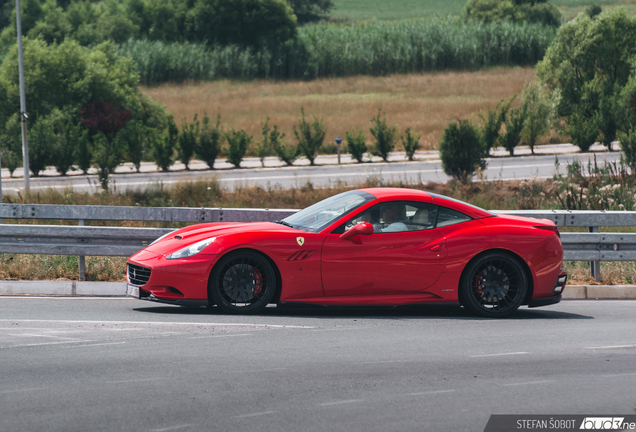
[15,0,30,192]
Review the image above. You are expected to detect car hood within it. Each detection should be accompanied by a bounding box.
[144,221,295,255]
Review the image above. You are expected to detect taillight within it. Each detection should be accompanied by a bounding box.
[534,225,560,238]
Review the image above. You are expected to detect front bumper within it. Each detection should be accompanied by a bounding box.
[126,283,208,307]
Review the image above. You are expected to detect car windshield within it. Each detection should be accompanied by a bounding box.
[281,190,375,233]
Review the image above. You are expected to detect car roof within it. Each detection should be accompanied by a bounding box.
[359,188,493,219]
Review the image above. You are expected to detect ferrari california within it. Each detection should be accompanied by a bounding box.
[126,188,567,318]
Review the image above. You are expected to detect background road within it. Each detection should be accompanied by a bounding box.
[0,151,622,193]
[1,297,635,432]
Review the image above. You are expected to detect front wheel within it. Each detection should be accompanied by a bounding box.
[209,251,277,314]
[459,252,528,318]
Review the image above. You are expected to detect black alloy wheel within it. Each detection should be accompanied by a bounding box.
[209,251,277,314]
[459,252,528,318]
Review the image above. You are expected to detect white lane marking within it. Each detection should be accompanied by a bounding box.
[151,424,196,432]
[0,319,314,329]
[105,378,163,384]
[310,327,369,332]
[407,390,456,396]
[188,333,252,340]
[501,380,553,387]
[229,368,286,374]
[234,411,276,419]
[0,387,46,394]
[2,340,96,349]
[470,351,529,358]
[359,360,412,365]
[319,399,364,407]
[586,344,636,350]
[65,342,127,348]
[602,372,636,378]
[8,332,88,341]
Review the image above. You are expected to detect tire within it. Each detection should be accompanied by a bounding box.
[459,252,528,318]
[209,251,277,314]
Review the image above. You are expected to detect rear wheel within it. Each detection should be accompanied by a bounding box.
[209,251,276,314]
[459,252,528,318]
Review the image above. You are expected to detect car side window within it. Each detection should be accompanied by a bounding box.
[336,201,438,234]
[436,206,471,227]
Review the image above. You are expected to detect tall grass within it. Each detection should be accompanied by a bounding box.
[117,20,556,85]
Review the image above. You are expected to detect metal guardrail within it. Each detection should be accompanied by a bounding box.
[1,205,634,282]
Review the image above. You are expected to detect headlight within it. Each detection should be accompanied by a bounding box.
[149,231,175,246]
[167,237,217,259]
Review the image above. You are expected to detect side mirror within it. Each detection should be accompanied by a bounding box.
[339,222,374,241]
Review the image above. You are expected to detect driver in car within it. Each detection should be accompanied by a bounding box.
[380,203,408,233]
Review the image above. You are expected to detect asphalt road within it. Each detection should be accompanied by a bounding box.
[1,151,622,193]
[1,297,635,432]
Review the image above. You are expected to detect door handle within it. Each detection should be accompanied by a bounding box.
[430,244,441,252]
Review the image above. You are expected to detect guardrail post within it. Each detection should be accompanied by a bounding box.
[589,226,601,282]
[78,219,85,281]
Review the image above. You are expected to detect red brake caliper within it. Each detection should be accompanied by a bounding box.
[253,267,263,296]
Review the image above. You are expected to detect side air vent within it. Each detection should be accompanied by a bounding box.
[287,250,316,261]
[128,263,151,286]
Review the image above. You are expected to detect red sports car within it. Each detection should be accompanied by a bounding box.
[126,188,566,318]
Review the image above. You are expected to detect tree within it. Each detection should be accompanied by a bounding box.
[151,115,178,172]
[401,128,420,161]
[51,111,81,176]
[345,129,367,163]
[272,138,298,166]
[80,100,132,189]
[463,0,561,27]
[255,118,282,167]
[501,106,527,155]
[196,113,222,169]
[479,98,512,149]
[439,119,487,183]
[520,82,556,154]
[121,120,145,173]
[0,114,22,177]
[225,129,252,168]
[287,0,333,24]
[188,0,296,48]
[294,108,326,166]
[178,115,199,170]
[369,109,398,162]
[537,10,636,150]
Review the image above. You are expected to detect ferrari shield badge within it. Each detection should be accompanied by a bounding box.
[296,237,305,246]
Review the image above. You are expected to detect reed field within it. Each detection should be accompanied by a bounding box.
[142,67,536,150]
[118,20,555,85]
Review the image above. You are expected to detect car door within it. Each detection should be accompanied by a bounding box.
[321,201,447,297]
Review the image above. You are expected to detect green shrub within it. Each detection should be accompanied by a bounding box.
[294,108,326,166]
[501,106,527,155]
[273,140,299,166]
[288,0,333,23]
[439,119,487,182]
[151,115,178,172]
[619,129,636,171]
[586,4,602,18]
[567,112,598,153]
[345,129,367,163]
[52,113,82,176]
[28,114,55,177]
[254,118,279,167]
[521,82,555,154]
[121,121,144,173]
[401,128,420,161]
[76,127,92,175]
[479,98,512,149]
[369,109,398,162]
[0,114,22,177]
[93,131,126,190]
[196,113,222,169]
[225,129,252,168]
[178,115,199,170]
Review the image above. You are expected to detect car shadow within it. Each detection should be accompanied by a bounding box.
[133,303,593,321]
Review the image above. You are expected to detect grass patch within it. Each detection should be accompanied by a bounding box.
[329,0,636,21]
[142,67,536,150]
